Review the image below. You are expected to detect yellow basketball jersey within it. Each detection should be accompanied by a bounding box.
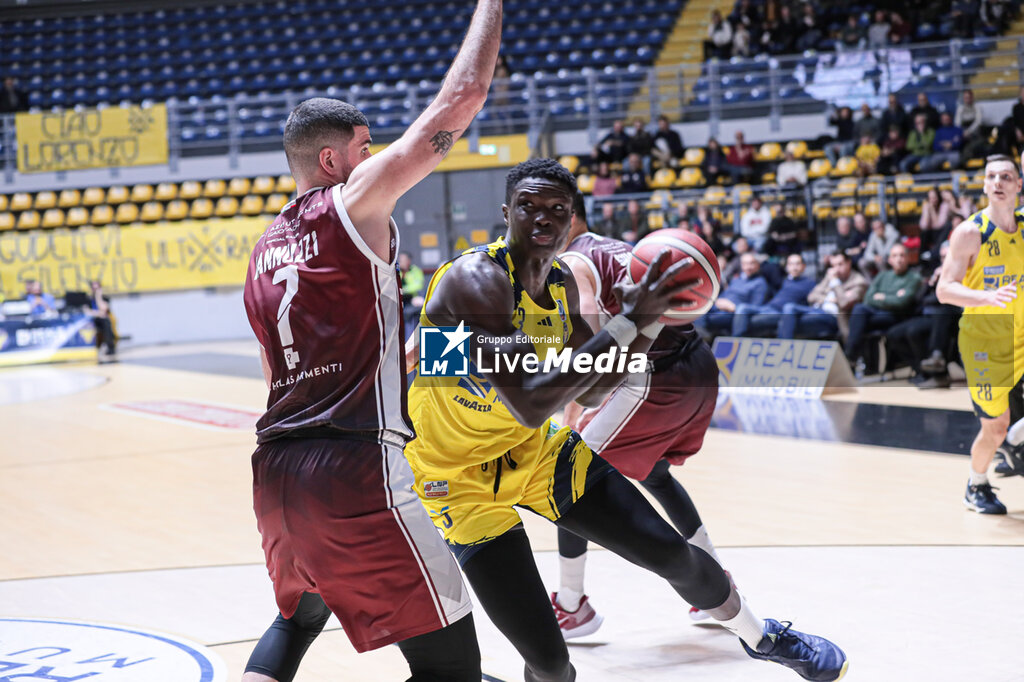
[406,238,574,472]
[959,207,1024,344]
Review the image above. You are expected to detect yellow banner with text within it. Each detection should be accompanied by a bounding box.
[369,133,530,172]
[0,218,266,299]
[16,104,169,173]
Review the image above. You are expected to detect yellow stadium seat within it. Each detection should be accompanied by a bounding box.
[0,212,14,231]
[649,168,676,189]
[155,182,179,201]
[675,167,705,188]
[702,185,727,204]
[130,184,154,203]
[227,177,252,197]
[179,181,202,200]
[264,193,289,213]
[647,211,665,230]
[756,142,782,162]
[965,157,984,169]
[252,176,275,195]
[203,178,227,198]
[734,183,753,202]
[785,140,808,159]
[760,171,776,183]
[834,177,859,197]
[681,147,705,167]
[240,195,265,216]
[66,207,89,227]
[558,155,580,174]
[90,205,114,226]
[894,173,915,190]
[896,198,920,215]
[41,208,65,229]
[830,157,858,177]
[835,199,857,217]
[115,203,139,223]
[189,198,214,219]
[812,201,833,219]
[164,200,189,221]
[808,159,832,179]
[215,196,239,217]
[11,192,32,211]
[0,195,7,212]
[140,201,164,222]
[576,174,595,194]
[789,204,807,220]
[106,185,129,205]
[34,191,57,210]
[17,210,41,230]
[82,187,106,207]
[645,189,674,210]
[276,174,296,194]
[58,188,81,208]
[864,201,882,217]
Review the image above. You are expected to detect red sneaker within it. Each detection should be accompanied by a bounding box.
[551,592,604,639]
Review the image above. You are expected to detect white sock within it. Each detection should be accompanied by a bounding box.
[970,469,989,487]
[558,554,587,612]
[686,525,724,567]
[718,595,765,649]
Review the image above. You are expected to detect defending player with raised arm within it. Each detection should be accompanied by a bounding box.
[241,2,501,681]
[937,154,1024,514]
[405,159,848,682]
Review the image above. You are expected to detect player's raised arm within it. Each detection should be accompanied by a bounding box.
[343,0,502,234]
[938,220,1017,308]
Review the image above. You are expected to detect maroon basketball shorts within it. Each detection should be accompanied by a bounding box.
[580,343,719,480]
[251,436,472,652]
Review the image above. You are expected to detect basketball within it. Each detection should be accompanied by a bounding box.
[627,228,721,325]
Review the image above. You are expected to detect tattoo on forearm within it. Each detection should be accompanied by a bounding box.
[430,130,457,155]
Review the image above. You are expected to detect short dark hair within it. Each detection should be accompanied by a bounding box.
[504,158,578,204]
[572,190,587,225]
[832,251,853,264]
[282,98,369,178]
[985,154,1020,177]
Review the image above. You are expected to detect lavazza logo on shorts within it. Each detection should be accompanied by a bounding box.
[418,322,647,378]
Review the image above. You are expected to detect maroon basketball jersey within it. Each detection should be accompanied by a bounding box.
[562,231,693,356]
[243,185,413,444]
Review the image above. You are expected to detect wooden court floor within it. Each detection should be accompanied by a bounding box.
[1,341,1023,681]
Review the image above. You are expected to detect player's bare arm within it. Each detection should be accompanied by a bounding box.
[342,0,502,254]
[937,222,1017,309]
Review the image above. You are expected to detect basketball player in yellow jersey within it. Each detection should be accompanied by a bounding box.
[406,158,848,682]
[938,154,1024,514]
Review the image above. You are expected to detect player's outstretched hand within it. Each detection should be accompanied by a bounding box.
[614,249,699,326]
[985,283,1018,308]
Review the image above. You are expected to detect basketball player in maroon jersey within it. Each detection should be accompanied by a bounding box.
[239,2,500,680]
[551,192,729,637]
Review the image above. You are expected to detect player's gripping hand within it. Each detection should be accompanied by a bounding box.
[613,248,699,326]
[984,283,1018,308]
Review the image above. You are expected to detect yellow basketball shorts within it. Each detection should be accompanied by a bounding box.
[960,330,1024,419]
[410,420,613,565]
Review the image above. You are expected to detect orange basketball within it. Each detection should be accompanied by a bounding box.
[627,228,721,325]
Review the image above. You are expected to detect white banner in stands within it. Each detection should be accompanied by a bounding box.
[712,336,855,399]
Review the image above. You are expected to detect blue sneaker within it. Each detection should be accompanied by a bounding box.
[741,619,848,681]
[964,480,1007,514]
[994,446,1013,476]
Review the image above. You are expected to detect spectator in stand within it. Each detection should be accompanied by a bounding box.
[778,251,869,340]
[948,188,975,223]
[888,11,912,43]
[845,243,922,373]
[651,115,684,168]
[593,119,630,164]
[740,194,772,251]
[721,235,751,283]
[998,86,1024,156]
[825,106,856,166]
[626,118,653,168]
[838,14,866,51]
[0,76,29,113]
[835,213,869,265]
[922,111,963,172]
[733,22,752,57]
[949,0,976,38]
[955,89,988,165]
[25,280,57,317]
[702,137,727,183]
[919,188,953,262]
[87,280,118,358]
[731,0,762,36]
[796,3,823,52]
[694,204,722,238]
[594,201,631,238]
[900,113,936,172]
[699,219,728,257]
[398,251,425,328]
[979,0,1012,33]
[909,92,941,131]
[855,134,881,177]
[765,202,803,257]
[867,10,891,49]
[695,252,770,340]
[854,103,882,144]
[771,5,799,54]
[665,201,692,229]
[619,153,648,236]
[591,161,618,198]
[732,253,815,337]
[880,94,910,137]
[878,125,907,174]
[886,242,960,388]
[776,149,808,187]
[859,217,902,278]
[704,9,733,60]
[725,130,756,183]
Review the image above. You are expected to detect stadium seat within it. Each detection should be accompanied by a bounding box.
[276,174,296,194]
[896,198,920,215]
[240,195,265,215]
[701,185,727,204]
[864,201,882,217]
[834,177,859,197]
[576,174,595,194]
[734,184,753,202]
[189,198,214,219]
[894,174,915,191]
[558,155,580,174]
[0,196,7,212]
[784,140,808,159]
[130,184,154,203]
[165,200,189,221]
[830,157,858,178]
[264,193,289,213]
[82,187,106,207]
[808,159,832,179]
[215,196,239,217]
[140,201,164,222]
[681,147,705,167]
[17,210,41,230]
[647,211,665,229]
[755,142,782,162]
[227,177,251,196]
[34,191,57,210]
[41,208,65,229]
[106,185,129,205]
[0,213,14,231]
[179,181,202,200]
[58,188,81,208]
[836,199,857,217]
[90,205,114,226]
[644,189,674,210]
[251,176,275,195]
[812,201,833,219]
[155,182,179,201]
[203,178,227,198]
[675,167,705,188]
[649,167,676,189]
[115,203,139,223]
[10,193,32,212]
[66,207,89,227]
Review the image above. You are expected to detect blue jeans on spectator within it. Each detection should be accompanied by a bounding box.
[921,151,960,172]
[845,303,904,361]
[696,309,735,339]
[825,140,856,166]
[777,303,839,339]
[732,303,783,337]
[899,154,926,173]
